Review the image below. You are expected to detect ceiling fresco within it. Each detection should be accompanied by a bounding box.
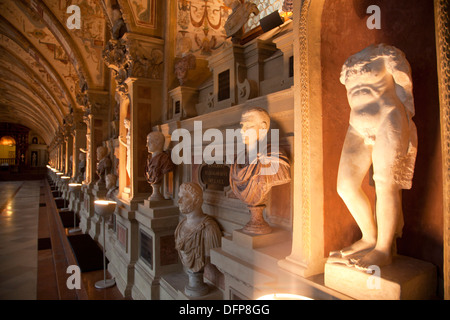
[0,0,108,144]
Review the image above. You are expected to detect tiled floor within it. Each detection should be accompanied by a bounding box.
[0,179,126,300]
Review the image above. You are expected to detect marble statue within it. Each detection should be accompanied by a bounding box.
[330,44,418,270]
[96,146,112,187]
[68,155,73,177]
[145,131,175,201]
[111,6,126,40]
[174,182,222,297]
[230,107,291,234]
[78,151,86,182]
[119,118,131,181]
[105,173,118,200]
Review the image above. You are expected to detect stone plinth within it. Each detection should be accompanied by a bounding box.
[159,272,223,300]
[324,255,437,300]
[131,200,180,300]
[232,228,290,249]
[107,203,138,299]
[210,228,292,299]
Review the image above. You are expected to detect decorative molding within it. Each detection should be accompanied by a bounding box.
[103,34,164,83]
[299,0,311,263]
[124,36,163,79]
[435,0,450,300]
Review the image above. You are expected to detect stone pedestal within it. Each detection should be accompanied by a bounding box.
[184,270,209,297]
[159,272,223,300]
[107,200,138,298]
[210,228,292,299]
[169,86,198,120]
[131,199,180,300]
[324,255,437,300]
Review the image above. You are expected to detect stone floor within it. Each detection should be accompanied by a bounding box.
[0,180,39,299]
[0,179,126,300]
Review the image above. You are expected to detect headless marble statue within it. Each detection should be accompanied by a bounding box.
[330,44,417,270]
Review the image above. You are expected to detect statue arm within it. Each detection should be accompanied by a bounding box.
[118,135,127,147]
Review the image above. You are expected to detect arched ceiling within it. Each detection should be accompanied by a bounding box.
[0,0,108,145]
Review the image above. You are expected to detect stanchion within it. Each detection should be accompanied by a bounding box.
[93,200,117,289]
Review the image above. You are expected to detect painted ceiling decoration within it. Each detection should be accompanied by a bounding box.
[0,0,108,145]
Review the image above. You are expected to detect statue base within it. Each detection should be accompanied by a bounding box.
[185,270,209,297]
[242,205,272,235]
[232,228,290,249]
[324,255,436,300]
[159,271,223,300]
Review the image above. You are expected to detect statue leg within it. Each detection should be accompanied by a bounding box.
[355,113,409,269]
[337,126,376,256]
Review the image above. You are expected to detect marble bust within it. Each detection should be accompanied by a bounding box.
[230,107,291,234]
[105,173,118,200]
[174,182,222,297]
[330,44,418,270]
[145,131,175,201]
[96,146,112,187]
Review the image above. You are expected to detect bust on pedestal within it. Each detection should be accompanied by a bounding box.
[230,107,291,235]
[77,151,86,183]
[95,146,112,189]
[145,131,175,202]
[174,182,222,297]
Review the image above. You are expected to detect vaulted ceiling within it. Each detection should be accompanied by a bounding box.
[0,0,108,144]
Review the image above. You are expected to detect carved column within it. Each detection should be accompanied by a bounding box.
[278,0,326,278]
[435,0,450,300]
[71,117,87,182]
[64,126,73,177]
[78,90,110,240]
[102,32,165,298]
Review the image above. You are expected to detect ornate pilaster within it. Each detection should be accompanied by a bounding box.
[77,85,110,239]
[278,0,326,278]
[435,0,450,300]
[70,114,86,182]
[102,32,165,298]
[103,32,164,206]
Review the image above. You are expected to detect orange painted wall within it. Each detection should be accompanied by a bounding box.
[321,0,443,277]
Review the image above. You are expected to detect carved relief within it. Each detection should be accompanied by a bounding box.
[174,53,197,85]
[103,37,164,81]
[125,38,164,79]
